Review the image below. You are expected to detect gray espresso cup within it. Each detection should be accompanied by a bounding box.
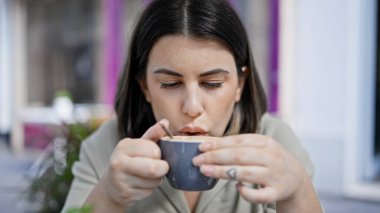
[159,136,218,191]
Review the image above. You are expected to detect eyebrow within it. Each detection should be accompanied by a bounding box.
[153,68,229,77]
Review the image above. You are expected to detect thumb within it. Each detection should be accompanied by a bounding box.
[141,119,170,142]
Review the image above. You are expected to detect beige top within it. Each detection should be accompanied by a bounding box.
[62,114,314,213]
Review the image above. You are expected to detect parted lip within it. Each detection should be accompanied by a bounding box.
[177,126,208,136]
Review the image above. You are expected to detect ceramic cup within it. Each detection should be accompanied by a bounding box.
[159,136,218,191]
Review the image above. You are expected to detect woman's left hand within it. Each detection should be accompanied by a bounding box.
[192,134,312,206]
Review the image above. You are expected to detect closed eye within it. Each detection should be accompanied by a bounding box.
[160,82,181,89]
[201,82,224,89]
[159,81,224,89]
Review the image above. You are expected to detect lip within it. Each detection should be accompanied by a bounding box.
[177,126,208,136]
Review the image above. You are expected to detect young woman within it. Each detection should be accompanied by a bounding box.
[63,0,322,212]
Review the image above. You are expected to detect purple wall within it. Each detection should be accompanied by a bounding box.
[269,0,279,113]
[104,0,122,105]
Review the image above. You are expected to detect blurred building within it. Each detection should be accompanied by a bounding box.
[276,0,380,203]
[0,0,379,204]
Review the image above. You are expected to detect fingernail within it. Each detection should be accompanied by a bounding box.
[236,182,243,191]
[153,148,161,158]
[159,119,169,126]
[192,154,205,166]
[200,165,213,176]
[199,142,211,151]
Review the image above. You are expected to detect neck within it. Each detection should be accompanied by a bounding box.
[184,191,201,212]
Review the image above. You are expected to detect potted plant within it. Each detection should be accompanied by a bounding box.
[25,120,100,213]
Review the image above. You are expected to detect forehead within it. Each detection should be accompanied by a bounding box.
[147,35,236,72]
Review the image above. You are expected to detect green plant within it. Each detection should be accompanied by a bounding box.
[65,205,93,213]
[25,121,100,213]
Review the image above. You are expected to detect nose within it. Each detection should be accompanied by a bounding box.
[182,85,204,118]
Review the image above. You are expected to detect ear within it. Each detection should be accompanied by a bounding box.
[138,79,151,103]
[235,66,248,102]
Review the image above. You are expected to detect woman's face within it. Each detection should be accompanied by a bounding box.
[140,35,245,137]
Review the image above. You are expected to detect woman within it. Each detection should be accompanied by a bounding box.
[63,0,322,212]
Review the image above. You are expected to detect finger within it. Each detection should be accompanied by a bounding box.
[125,175,163,189]
[125,157,169,179]
[120,187,155,205]
[199,134,270,152]
[193,147,268,166]
[110,168,162,189]
[237,184,277,204]
[133,188,155,200]
[119,139,161,159]
[141,119,169,142]
[199,165,269,184]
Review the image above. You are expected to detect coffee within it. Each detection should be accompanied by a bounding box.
[160,136,208,143]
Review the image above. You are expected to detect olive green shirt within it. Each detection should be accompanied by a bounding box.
[62,114,314,213]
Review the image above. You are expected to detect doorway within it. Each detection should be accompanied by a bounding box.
[375,0,380,179]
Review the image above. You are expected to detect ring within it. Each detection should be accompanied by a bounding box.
[226,168,237,180]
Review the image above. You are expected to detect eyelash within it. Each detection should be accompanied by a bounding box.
[160,82,180,88]
[202,82,223,88]
[159,82,224,89]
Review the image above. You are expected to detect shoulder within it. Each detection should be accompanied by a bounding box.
[79,117,119,176]
[83,117,119,150]
[259,113,292,135]
[258,113,314,177]
[258,113,299,145]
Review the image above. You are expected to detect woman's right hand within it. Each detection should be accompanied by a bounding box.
[88,120,170,210]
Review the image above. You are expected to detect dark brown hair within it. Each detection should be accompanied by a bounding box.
[115,0,267,139]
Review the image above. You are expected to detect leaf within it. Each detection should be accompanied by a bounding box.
[65,205,93,213]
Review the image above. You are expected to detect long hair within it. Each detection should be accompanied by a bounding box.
[115,0,267,139]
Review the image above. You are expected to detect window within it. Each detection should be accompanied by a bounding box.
[26,0,100,105]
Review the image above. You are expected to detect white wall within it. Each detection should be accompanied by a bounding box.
[0,0,12,135]
[295,0,348,194]
[10,0,27,152]
[280,0,377,196]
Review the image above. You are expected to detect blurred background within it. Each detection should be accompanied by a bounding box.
[0,0,379,212]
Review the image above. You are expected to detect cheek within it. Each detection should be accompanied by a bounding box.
[207,90,237,124]
[148,90,179,119]
[208,94,234,112]
[211,83,238,107]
